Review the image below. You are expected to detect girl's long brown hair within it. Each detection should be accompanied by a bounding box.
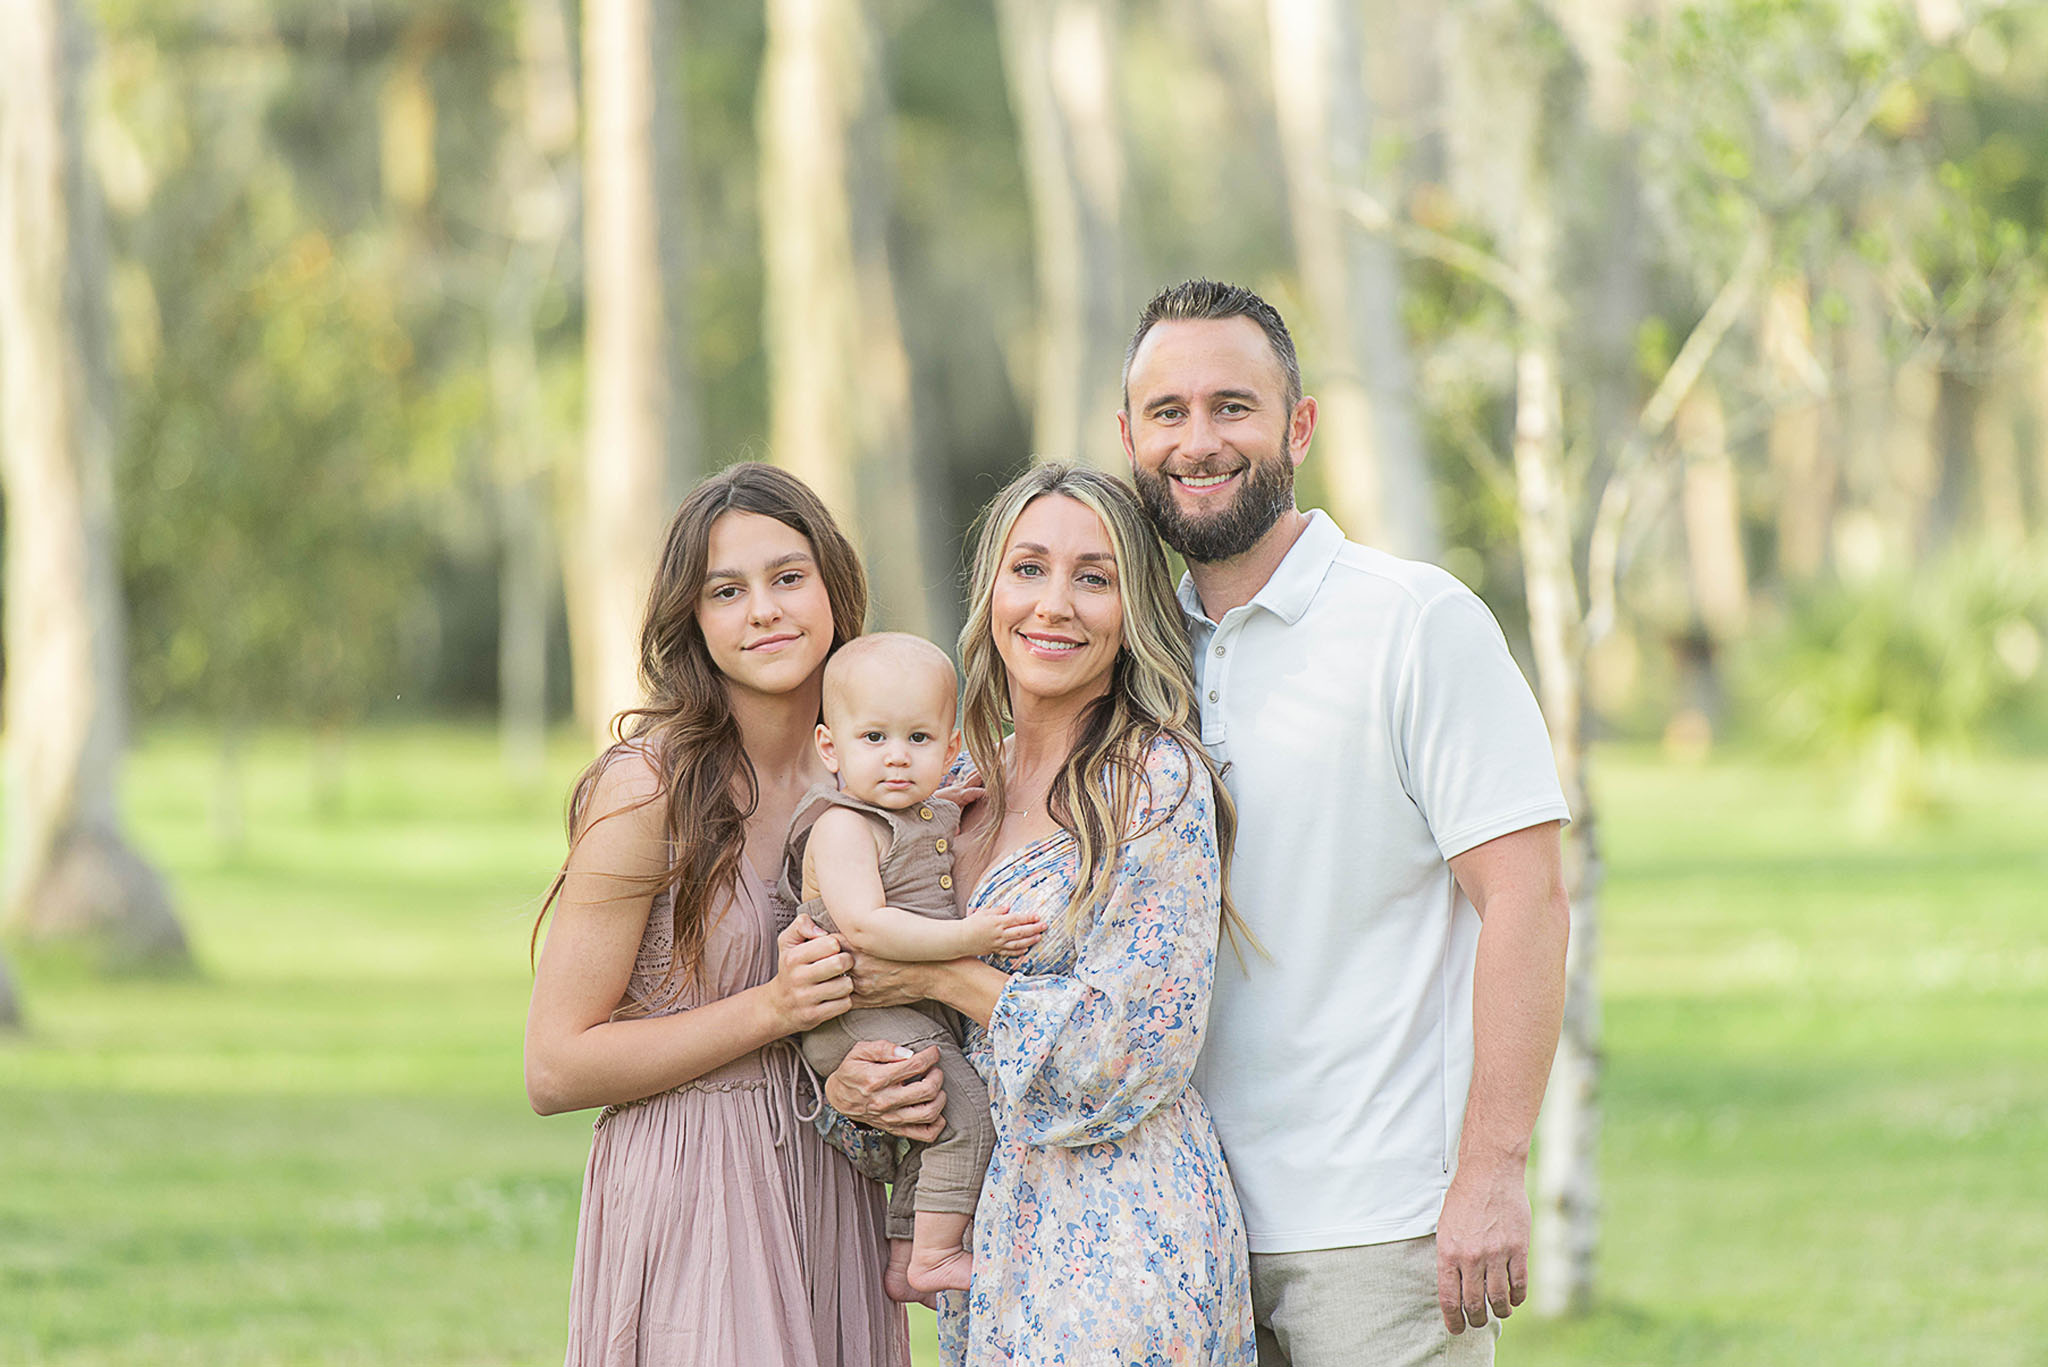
[958,463,1251,957]
[534,463,867,1013]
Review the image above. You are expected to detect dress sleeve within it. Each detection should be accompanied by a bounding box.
[811,1105,908,1184]
[980,736,1223,1148]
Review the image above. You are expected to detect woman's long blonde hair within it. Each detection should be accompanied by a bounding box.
[958,463,1250,954]
[534,464,868,1011]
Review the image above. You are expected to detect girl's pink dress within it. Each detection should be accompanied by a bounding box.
[563,862,908,1367]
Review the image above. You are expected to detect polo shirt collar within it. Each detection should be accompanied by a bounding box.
[1175,508,1346,627]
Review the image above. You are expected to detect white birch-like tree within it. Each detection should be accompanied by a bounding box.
[1266,0,1438,559]
[0,0,187,965]
[760,0,938,634]
[578,0,698,748]
[996,0,1128,469]
[494,0,579,780]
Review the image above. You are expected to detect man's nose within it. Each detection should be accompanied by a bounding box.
[1183,407,1224,456]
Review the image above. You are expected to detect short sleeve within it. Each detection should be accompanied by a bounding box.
[979,737,1223,1148]
[1394,589,1571,860]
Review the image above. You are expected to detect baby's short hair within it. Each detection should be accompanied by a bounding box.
[822,633,959,727]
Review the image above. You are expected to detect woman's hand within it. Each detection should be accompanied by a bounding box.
[936,778,985,812]
[824,1039,948,1143]
[847,946,936,1010]
[765,915,854,1032]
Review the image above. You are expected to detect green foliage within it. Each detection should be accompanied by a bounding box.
[1736,547,2047,816]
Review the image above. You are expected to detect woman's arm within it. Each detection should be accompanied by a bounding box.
[978,739,1223,1148]
[523,751,853,1115]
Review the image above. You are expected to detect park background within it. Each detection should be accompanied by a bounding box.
[3,0,2046,1362]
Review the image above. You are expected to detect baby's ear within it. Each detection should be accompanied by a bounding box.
[815,723,841,773]
[944,728,962,763]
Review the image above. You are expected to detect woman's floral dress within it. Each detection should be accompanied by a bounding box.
[936,735,1254,1366]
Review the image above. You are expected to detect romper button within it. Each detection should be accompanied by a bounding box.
[919,806,934,820]
[1207,690,1219,703]
[939,874,954,889]
[935,838,948,853]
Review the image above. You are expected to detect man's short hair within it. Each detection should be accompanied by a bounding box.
[1122,279,1303,415]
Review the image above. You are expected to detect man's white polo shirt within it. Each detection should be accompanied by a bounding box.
[1185,510,1569,1254]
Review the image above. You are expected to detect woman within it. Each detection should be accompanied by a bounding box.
[840,463,1255,1365]
[524,463,907,1366]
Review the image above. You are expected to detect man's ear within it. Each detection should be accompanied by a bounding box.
[1287,395,1318,470]
[814,723,841,774]
[1117,408,1136,466]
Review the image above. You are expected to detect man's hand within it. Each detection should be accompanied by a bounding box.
[1435,1156,1531,1333]
[823,1039,947,1143]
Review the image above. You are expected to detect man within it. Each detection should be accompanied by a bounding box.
[1118,279,1570,1367]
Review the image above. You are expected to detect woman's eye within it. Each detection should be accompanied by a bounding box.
[1080,572,1111,589]
[776,570,805,587]
[1011,560,1043,578]
[709,584,741,601]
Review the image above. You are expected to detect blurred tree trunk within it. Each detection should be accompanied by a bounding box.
[1678,383,1748,647]
[1765,276,1833,581]
[760,0,938,634]
[578,0,697,749]
[0,0,188,965]
[1267,0,1438,559]
[496,0,579,782]
[996,0,1127,469]
[0,949,19,1027]
[1443,0,1599,1315]
[1972,369,2025,550]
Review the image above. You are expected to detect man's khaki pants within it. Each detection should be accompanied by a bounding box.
[1252,1237,1502,1367]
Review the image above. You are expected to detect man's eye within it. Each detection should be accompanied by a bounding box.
[1220,402,1248,415]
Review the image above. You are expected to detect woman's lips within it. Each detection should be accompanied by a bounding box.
[745,632,800,651]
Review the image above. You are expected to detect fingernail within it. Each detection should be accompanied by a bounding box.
[891,1046,913,1059]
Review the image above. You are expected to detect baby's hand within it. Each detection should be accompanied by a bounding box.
[971,906,1045,958]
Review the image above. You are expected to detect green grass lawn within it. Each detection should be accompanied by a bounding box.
[2,725,2044,1365]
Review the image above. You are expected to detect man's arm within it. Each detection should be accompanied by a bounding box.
[1436,819,1569,1334]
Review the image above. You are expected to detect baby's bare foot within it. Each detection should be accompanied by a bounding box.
[884,1239,919,1303]
[906,1244,974,1294]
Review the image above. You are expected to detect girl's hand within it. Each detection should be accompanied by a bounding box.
[767,915,854,1032]
[968,906,1046,958]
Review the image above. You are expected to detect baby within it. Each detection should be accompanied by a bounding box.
[779,633,1043,1297]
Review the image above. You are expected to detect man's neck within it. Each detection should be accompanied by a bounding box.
[1186,507,1311,622]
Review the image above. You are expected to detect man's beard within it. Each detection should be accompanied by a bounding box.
[1133,451,1296,564]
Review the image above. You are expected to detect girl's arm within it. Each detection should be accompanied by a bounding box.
[810,807,1044,962]
[523,750,853,1115]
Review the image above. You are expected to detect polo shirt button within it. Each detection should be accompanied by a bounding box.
[918,806,934,821]
[935,838,948,854]
[1214,644,1226,656]
[939,874,953,890]
[1207,690,1218,703]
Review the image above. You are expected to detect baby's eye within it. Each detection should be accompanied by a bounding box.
[860,730,885,743]
[910,731,933,744]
